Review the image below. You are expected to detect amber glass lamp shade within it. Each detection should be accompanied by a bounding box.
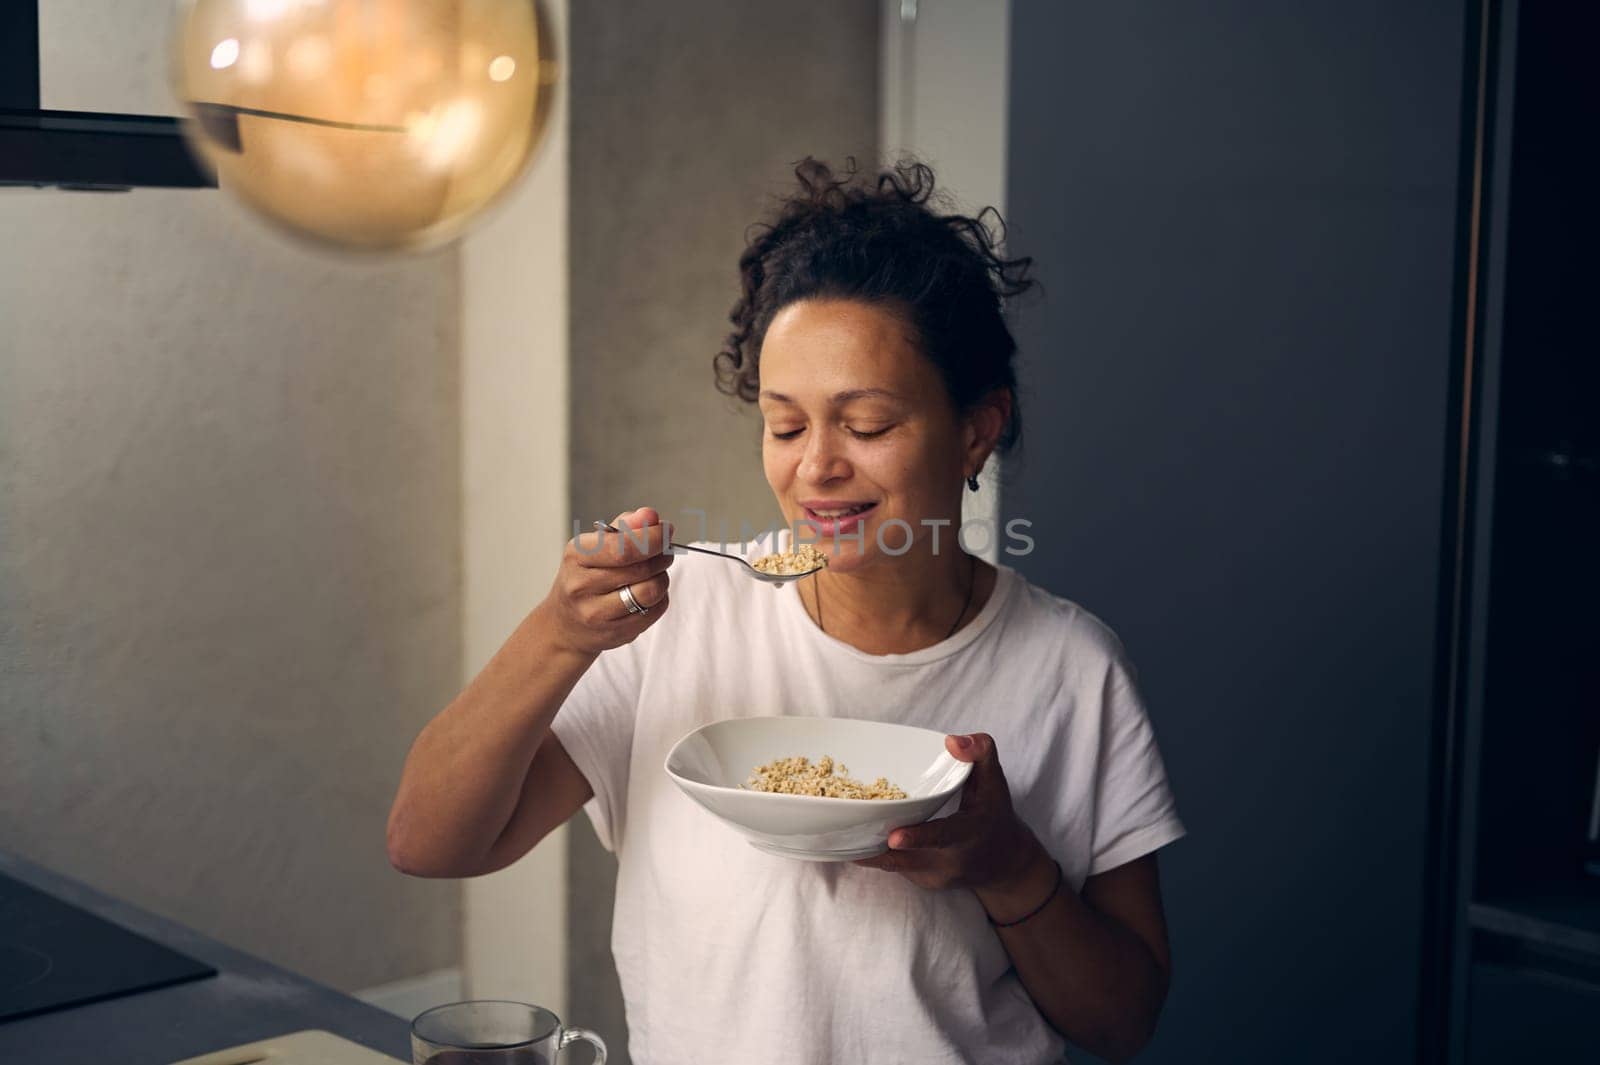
[172,0,556,252]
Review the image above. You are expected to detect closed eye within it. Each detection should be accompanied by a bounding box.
[768,425,893,440]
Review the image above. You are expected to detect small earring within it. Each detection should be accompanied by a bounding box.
[967,474,980,492]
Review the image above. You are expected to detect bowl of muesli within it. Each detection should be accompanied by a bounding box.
[664,716,972,861]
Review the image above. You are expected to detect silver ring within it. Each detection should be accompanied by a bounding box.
[619,583,648,615]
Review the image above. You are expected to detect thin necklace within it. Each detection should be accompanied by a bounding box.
[812,551,977,642]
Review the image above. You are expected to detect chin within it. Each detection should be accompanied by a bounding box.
[780,509,891,571]
[817,526,897,572]
[818,545,871,572]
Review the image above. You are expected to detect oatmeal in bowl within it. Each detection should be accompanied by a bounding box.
[744,755,907,800]
[664,716,970,861]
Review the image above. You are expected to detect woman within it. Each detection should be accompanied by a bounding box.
[387,160,1185,1064]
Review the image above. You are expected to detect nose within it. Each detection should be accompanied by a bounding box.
[798,426,851,486]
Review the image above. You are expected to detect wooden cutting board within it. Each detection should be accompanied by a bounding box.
[167,1029,409,1065]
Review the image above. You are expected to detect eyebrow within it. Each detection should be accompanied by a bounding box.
[758,388,902,404]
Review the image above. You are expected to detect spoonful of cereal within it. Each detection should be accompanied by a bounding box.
[594,522,827,585]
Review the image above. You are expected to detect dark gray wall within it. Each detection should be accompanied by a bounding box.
[564,3,879,1059]
[1004,2,1467,1060]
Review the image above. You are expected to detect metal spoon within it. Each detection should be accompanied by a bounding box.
[594,521,824,585]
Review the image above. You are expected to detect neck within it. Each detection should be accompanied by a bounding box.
[807,541,987,655]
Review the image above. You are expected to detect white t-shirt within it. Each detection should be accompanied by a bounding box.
[550,540,1185,1065]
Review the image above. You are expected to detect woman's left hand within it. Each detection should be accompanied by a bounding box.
[854,732,1050,896]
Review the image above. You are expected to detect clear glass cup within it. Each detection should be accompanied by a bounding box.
[411,1000,607,1065]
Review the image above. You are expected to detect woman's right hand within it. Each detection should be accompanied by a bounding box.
[544,506,674,656]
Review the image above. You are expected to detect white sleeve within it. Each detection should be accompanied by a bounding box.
[1087,654,1186,876]
[549,641,643,853]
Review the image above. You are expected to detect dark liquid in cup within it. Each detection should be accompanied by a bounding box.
[423,1049,551,1065]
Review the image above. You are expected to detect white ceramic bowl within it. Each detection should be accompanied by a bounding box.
[664,716,972,861]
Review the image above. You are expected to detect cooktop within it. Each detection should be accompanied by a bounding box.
[0,871,216,1023]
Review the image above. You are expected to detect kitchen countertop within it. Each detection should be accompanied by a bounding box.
[0,851,411,1064]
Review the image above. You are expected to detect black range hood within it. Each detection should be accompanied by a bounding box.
[1,2,213,190]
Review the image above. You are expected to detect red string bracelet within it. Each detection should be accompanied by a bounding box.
[986,859,1064,928]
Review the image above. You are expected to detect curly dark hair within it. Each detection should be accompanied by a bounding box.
[714,157,1034,453]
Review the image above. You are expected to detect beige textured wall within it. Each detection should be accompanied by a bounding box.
[565,2,879,1055]
[0,5,460,992]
